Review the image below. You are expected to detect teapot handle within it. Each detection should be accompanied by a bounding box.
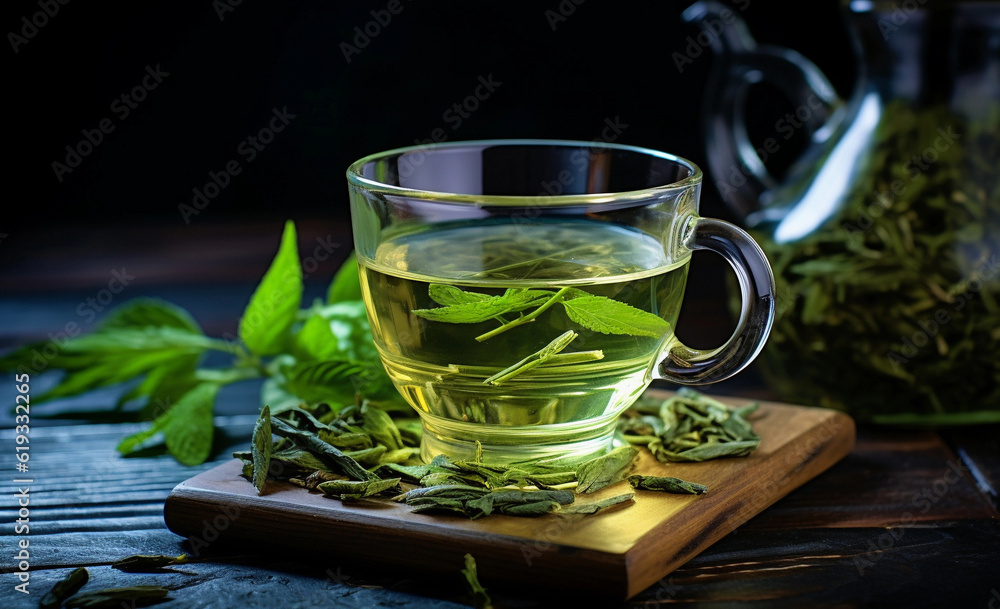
[682,1,842,220]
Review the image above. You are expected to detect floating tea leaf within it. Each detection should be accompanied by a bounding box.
[575,445,639,493]
[40,567,89,609]
[111,553,188,573]
[628,475,707,495]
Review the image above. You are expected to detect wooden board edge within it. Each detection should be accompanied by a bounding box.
[163,478,633,598]
[623,408,856,599]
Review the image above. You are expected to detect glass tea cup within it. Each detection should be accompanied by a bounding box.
[347,140,775,464]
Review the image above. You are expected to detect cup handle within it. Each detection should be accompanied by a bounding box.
[657,216,775,385]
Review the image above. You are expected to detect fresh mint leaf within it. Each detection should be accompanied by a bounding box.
[281,358,372,405]
[32,328,214,403]
[294,314,341,361]
[561,296,672,338]
[239,220,303,356]
[98,298,202,334]
[326,251,363,303]
[315,301,379,363]
[117,383,219,465]
[158,383,219,466]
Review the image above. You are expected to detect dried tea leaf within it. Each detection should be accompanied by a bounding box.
[269,417,376,481]
[500,500,562,516]
[318,477,401,500]
[461,554,493,609]
[575,445,639,493]
[360,402,403,451]
[112,553,188,573]
[40,567,89,609]
[627,390,760,463]
[560,492,635,515]
[251,405,272,495]
[65,586,170,609]
[628,475,707,495]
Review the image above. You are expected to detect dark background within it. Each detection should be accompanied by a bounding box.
[1,0,855,374]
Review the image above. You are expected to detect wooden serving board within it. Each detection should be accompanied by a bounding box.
[164,394,854,600]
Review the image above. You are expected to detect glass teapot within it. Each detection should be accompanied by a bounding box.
[685,0,1000,424]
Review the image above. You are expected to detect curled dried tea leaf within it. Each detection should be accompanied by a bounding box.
[251,405,272,495]
[461,554,493,609]
[560,492,635,515]
[575,445,639,493]
[112,553,188,573]
[628,475,707,495]
[65,586,170,609]
[40,567,89,609]
[318,477,401,500]
[626,390,760,463]
[270,417,376,481]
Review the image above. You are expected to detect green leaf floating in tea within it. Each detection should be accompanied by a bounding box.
[411,282,673,384]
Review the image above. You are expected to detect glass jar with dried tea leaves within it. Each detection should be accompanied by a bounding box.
[686,0,1000,424]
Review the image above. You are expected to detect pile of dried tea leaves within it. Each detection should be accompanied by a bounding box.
[620,388,761,462]
[753,102,1000,424]
[236,388,761,519]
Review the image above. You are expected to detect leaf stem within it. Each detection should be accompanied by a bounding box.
[484,330,577,386]
[475,286,572,342]
[194,367,262,385]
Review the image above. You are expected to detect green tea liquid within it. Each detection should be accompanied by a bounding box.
[359,220,689,462]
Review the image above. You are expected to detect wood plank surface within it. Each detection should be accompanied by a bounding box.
[3,228,1000,608]
[162,399,855,600]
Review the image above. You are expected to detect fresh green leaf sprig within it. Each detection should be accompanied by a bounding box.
[0,220,399,465]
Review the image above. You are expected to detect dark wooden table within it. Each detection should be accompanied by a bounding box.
[2,222,998,608]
